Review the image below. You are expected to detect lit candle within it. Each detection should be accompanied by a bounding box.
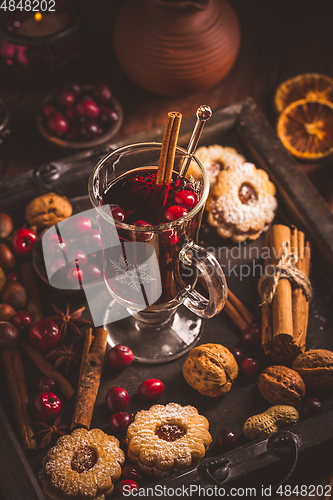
[15,12,70,38]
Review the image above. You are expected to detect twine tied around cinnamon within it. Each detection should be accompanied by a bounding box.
[258,241,312,305]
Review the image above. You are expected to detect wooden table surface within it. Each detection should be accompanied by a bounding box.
[1,0,333,498]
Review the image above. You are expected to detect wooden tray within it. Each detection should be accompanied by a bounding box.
[1,98,333,500]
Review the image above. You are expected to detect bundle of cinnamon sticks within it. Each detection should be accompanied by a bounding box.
[259,224,311,362]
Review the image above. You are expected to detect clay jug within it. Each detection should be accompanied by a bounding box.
[113,0,241,97]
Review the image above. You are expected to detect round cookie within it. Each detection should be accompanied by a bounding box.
[39,428,124,500]
[195,145,245,187]
[207,162,277,242]
[126,402,212,478]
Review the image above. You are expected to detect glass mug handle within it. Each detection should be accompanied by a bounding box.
[178,241,227,318]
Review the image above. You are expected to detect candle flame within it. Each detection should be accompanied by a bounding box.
[34,12,43,22]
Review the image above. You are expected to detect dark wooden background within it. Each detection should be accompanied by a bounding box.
[1,0,333,498]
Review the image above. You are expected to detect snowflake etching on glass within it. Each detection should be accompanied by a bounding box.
[109,255,156,292]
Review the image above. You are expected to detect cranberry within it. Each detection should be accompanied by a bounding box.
[66,267,84,287]
[174,190,197,210]
[46,112,69,136]
[121,465,141,481]
[63,216,91,238]
[302,398,323,417]
[66,82,82,96]
[99,106,118,125]
[83,229,102,252]
[57,90,76,108]
[29,319,61,351]
[115,479,139,497]
[45,237,68,256]
[110,205,125,222]
[229,347,244,365]
[84,263,102,282]
[107,344,133,369]
[49,258,66,276]
[11,229,37,256]
[82,119,103,138]
[67,249,88,267]
[66,128,79,141]
[242,323,261,347]
[29,392,61,422]
[6,272,19,282]
[105,387,129,412]
[93,84,112,103]
[37,376,56,393]
[164,205,189,222]
[138,379,164,400]
[110,412,133,433]
[76,97,100,119]
[12,310,32,331]
[66,107,77,122]
[241,358,260,377]
[134,220,151,227]
[216,429,238,451]
[43,103,55,117]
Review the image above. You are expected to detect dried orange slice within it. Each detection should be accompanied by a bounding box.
[274,73,333,113]
[276,98,333,160]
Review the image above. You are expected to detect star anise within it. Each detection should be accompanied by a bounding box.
[46,344,79,372]
[48,303,91,340]
[32,416,69,448]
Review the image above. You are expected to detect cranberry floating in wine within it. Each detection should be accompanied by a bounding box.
[88,126,227,363]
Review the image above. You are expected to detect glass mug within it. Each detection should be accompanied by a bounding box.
[88,142,227,363]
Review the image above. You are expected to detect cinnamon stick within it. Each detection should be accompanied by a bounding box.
[261,232,273,347]
[198,275,255,331]
[1,349,37,453]
[71,328,108,430]
[22,340,75,399]
[151,112,182,222]
[223,300,249,332]
[227,289,256,325]
[156,111,182,187]
[260,224,311,362]
[20,261,43,324]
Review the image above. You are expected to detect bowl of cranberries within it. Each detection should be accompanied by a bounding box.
[37,83,123,149]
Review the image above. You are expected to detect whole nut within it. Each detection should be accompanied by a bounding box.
[258,366,306,406]
[0,213,13,239]
[2,282,26,310]
[0,267,5,293]
[0,304,16,322]
[292,349,333,389]
[183,343,238,397]
[243,405,299,440]
[25,192,72,229]
[0,243,16,272]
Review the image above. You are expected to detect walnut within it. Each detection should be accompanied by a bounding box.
[258,366,305,406]
[25,193,72,229]
[183,343,238,397]
[292,349,333,389]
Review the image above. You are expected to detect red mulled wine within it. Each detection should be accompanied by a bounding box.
[101,167,200,308]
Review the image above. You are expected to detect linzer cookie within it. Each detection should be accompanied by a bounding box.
[207,162,277,242]
[195,145,245,187]
[126,403,212,477]
[39,428,124,500]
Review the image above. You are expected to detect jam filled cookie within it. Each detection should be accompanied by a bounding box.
[39,428,125,500]
[126,403,212,477]
[208,162,277,242]
[195,145,245,187]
